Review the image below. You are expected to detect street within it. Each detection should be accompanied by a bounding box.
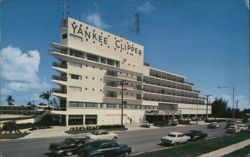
[0,123,226,157]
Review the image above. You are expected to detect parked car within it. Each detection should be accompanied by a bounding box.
[226,120,236,128]
[86,130,118,141]
[237,124,248,131]
[168,119,178,126]
[140,121,150,128]
[207,122,221,129]
[242,118,249,123]
[77,140,132,157]
[184,130,208,141]
[226,125,241,133]
[178,118,191,125]
[161,132,190,145]
[49,137,90,156]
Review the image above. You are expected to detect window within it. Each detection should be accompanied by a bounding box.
[69,62,82,68]
[69,86,82,92]
[85,115,97,125]
[85,76,88,79]
[92,77,95,80]
[85,103,98,108]
[62,33,67,39]
[70,74,82,80]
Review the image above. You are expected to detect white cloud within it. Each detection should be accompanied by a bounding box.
[0,46,40,83]
[218,94,249,110]
[0,45,52,94]
[5,81,51,92]
[0,87,12,95]
[138,1,155,13]
[82,12,109,29]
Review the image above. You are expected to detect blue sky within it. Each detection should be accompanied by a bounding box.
[0,0,249,110]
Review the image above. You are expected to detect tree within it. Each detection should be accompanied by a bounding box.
[6,95,14,106]
[39,91,52,110]
[211,98,228,118]
[27,101,32,106]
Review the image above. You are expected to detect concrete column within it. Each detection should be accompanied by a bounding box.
[66,114,68,126]
[83,115,85,126]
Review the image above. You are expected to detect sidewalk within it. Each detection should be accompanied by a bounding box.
[20,126,71,139]
[199,139,250,157]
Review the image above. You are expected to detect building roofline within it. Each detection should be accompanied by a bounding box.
[149,67,187,79]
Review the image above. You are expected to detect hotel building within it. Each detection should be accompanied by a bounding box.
[50,17,211,126]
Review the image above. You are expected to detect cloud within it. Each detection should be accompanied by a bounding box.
[0,46,40,83]
[82,12,109,29]
[138,1,155,13]
[0,45,52,93]
[219,94,249,110]
[5,81,51,92]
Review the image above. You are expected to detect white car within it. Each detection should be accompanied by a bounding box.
[237,124,248,131]
[86,130,118,141]
[226,125,241,133]
[161,132,190,145]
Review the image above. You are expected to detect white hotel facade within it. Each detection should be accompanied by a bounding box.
[50,17,211,126]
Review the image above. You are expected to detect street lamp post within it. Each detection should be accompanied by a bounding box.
[217,86,235,121]
[119,80,128,126]
[205,95,211,120]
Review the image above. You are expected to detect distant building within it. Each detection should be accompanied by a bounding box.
[50,17,211,126]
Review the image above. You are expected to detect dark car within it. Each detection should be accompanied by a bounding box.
[49,137,90,156]
[226,120,236,128]
[77,140,132,157]
[185,130,207,141]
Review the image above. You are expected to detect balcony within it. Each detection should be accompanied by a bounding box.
[106,71,118,77]
[106,82,118,87]
[52,88,67,94]
[52,62,67,69]
[52,75,67,81]
[50,49,68,55]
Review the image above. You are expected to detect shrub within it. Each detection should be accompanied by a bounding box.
[99,125,125,129]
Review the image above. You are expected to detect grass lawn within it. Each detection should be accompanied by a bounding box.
[223,144,250,157]
[0,132,29,139]
[133,131,250,157]
[65,127,128,134]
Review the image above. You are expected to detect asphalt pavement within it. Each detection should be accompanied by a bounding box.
[0,123,226,157]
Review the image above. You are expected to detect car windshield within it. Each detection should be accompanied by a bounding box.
[91,141,101,148]
[168,133,176,137]
[64,138,75,143]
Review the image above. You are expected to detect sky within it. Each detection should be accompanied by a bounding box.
[0,0,249,110]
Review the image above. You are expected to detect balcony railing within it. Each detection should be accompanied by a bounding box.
[52,88,67,94]
[52,62,67,69]
[52,75,67,81]
[106,71,118,77]
[50,49,68,55]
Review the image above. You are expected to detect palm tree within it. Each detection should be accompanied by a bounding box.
[39,91,52,110]
[6,95,14,106]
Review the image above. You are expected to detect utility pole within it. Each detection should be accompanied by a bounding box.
[235,100,240,121]
[205,95,211,120]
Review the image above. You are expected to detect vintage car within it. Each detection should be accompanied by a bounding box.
[77,140,132,157]
[184,130,208,141]
[140,121,150,128]
[49,137,90,156]
[161,131,190,145]
[226,120,236,128]
[226,125,241,133]
[86,130,118,141]
[207,122,221,129]
[237,124,248,131]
